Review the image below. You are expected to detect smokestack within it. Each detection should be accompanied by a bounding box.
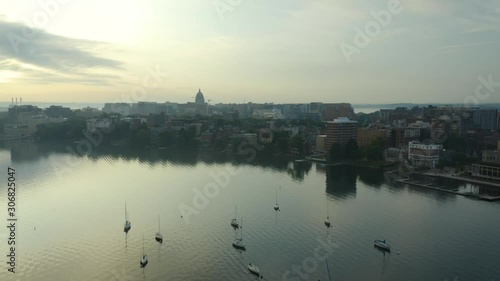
[15,98,17,105]
[20,97,22,105]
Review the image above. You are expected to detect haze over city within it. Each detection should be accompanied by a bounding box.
[1,0,500,104]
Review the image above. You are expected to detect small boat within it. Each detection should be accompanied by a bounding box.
[247,263,261,277]
[324,216,331,228]
[324,200,331,228]
[155,215,163,244]
[231,206,239,228]
[140,234,148,268]
[274,189,280,211]
[140,254,148,268]
[124,202,131,233]
[374,239,391,251]
[232,218,246,250]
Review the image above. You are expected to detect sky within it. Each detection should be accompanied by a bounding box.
[0,0,500,105]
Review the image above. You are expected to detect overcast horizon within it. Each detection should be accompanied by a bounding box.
[1,0,500,105]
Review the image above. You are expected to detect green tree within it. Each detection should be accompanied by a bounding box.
[329,143,344,161]
[345,139,359,159]
[290,136,305,156]
[132,129,150,147]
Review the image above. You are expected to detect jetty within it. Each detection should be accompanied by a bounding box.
[397,179,500,202]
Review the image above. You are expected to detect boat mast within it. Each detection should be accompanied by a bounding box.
[158,215,160,233]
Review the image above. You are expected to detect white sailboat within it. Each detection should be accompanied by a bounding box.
[124,202,131,233]
[231,205,239,228]
[324,200,331,228]
[140,234,149,268]
[232,218,246,250]
[374,239,391,251]
[155,215,163,244]
[274,189,280,211]
[247,263,261,277]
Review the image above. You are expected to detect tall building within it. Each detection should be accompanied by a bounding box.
[325,117,358,152]
[473,109,498,131]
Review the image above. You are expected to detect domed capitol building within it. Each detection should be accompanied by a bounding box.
[195,88,205,104]
[175,88,209,115]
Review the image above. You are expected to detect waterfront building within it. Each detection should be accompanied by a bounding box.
[408,141,443,168]
[325,117,358,153]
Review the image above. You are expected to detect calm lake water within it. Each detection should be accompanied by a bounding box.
[1,140,500,281]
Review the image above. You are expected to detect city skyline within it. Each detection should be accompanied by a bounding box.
[1,0,500,104]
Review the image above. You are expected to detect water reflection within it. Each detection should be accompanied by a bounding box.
[325,165,358,198]
[357,167,385,188]
[287,160,312,181]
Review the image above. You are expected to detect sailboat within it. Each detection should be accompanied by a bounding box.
[140,234,149,268]
[324,200,331,228]
[231,205,239,228]
[274,189,280,211]
[124,202,131,233]
[155,215,163,244]
[232,218,246,250]
[247,263,261,277]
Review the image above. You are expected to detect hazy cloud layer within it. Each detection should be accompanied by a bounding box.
[0,20,122,85]
[1,0,500,103]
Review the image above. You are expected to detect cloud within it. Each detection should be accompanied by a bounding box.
[0,19,123,85]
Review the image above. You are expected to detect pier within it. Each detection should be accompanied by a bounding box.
[396,179,500,202]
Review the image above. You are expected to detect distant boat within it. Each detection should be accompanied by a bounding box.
[231,205,239,228]
[155,215,163,244]
[324,200,331,228]
[274,189,280,211]
[374,239,391,251]
[140,234,149,268]
[247,263,261,277]
[124,203,131,233]
[232,218,246,250]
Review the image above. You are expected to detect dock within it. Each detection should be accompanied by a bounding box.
[396,179,500,202]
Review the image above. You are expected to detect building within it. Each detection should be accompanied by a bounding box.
[252,109,284,119]
[470,144,500,181]
[86,118,112,132]
[471,164,500,181]
[325,117,358,153]
[408,141,442,168]
[316,135,326,152]
[103,103,131,115]
[322,103,356,121]
[195,88,205,104]
[390,127,420,148]
[44,105,73,118]
[4,105,55,138]
[357,128,387,147]
[473,109,498,131]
